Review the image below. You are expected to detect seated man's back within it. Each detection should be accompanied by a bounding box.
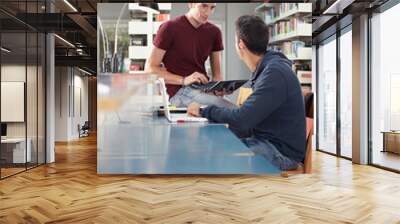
[192,15,306,170]
[201,51,306,165]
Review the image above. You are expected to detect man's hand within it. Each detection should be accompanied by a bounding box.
[187,103,201,117]
[183,72,208,85]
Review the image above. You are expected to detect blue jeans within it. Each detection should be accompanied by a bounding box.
[170,86,237,109]
[242,137,299,171]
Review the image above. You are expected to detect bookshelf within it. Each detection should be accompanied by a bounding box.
[128,3,171,73]
[265,3,311,25]
[255,3,275,12]
[256,3,312,88]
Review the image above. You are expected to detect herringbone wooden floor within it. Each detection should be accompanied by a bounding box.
[1,135,400,224]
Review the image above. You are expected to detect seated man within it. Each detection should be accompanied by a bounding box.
[188,15,306,171]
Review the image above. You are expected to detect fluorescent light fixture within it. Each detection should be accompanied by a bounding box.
[54,34,75,48]
[63,0,78,12]
[78,67,93,76]
[323,0,355,15]
[1,47,11,53]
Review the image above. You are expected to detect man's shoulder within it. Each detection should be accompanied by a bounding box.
[203,22,221,32]
[159,16,184,29]
[165,15,186,25]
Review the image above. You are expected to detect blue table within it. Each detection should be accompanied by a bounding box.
[97,117,280,174]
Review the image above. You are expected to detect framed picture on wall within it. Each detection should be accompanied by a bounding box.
[1,81,25,122]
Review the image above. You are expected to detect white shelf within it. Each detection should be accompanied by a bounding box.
[287,47,312,61]
[255,3,275,12]
[266,4,312,25]
[128,4,170,73]
[129,46,151,59]
[128,21,162,35]
[129,21,151,34]
[269,23,312,44]
[129,70,145,74]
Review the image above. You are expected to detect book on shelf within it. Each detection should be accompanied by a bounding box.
[264,3,309,24]
[269,41,311,60]
[130,59,146,71]
[268,17,309,39]
[297,70,312,84]
[131,35,147,46]
[155,13,170,22]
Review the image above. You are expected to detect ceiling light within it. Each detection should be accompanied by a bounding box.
[323,0,355,15]
[54,34,75,48]
[63,0,78,12]
[1,47,11,53]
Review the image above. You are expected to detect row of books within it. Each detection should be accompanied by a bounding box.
[269,41,306,58]
[130,13,170,22]
[268,17,308,38]
[131,35,148,46]
[264,3,299,23]
[130,59,146,71]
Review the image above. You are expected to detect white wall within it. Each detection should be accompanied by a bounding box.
[55,67,89,141]
[1,65,31,138]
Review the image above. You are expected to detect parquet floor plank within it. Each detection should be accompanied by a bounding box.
[1,135,400,223]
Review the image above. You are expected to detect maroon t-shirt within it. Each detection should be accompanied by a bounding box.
[153,15,224,97]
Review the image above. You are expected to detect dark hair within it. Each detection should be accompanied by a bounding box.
[235,15,269,55]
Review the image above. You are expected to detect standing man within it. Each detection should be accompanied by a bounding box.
[187,15,306,171]
[145,3,235,108]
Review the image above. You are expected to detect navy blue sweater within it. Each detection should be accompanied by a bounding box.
[201,51,306,162]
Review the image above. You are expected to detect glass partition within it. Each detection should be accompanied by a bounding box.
[1,31,28,177]
[0,1,46,179]
[317,36,337,154]
[38,32,45,165]
[339,28,352,158]
[27,30,38,169]
[370,2,400,171]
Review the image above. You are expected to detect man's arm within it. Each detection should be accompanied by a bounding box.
[200,68,287,131]
[145,46,209,85]
[209,51,223,81]
[145,47,185,85]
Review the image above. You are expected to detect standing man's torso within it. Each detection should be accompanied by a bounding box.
[153,15,224,97]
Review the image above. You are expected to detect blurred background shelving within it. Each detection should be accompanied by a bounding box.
[256,3,312,90]
[128,3,171,73]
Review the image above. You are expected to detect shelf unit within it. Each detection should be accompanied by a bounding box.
[268,23,312,44]
[255,3,275,12]
[265,4,312,25]
[128,3,171,73]
[286,46,312,61]
[256,3,312,88]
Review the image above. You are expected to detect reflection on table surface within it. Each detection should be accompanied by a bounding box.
[98,117,280,174]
